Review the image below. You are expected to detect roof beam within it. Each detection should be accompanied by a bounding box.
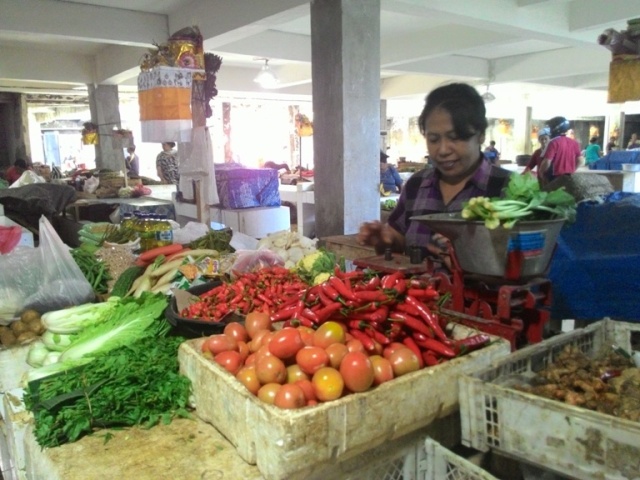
[568,0,636,32]
[0,46,94,85]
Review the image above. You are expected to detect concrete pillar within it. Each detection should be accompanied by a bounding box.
[0,93,30,167]
[513,105,532,155]
[380,99,388,151]
[88,84,125,172]
[311,0,381,236]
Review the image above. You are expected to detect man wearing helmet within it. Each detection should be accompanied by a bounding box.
[539,116,583,184]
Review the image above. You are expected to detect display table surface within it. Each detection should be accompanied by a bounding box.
[591,150,640,170]
[22,416,262,480]
[320,234,375,261]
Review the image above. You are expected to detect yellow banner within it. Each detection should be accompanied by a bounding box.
[139,87,192,121]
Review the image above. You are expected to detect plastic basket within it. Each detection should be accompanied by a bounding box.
[459,318,640,480]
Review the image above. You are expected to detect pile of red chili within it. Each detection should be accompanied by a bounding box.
[180,266,307,321]
[275,268,491,365]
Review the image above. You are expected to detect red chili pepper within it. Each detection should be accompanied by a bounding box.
[349,328,376,352]
[404,296,448,343]
[412,330,434,342]
[322,282,341,301]
[422,351,440,367]
[336,267,365,281]
[315,302,343,322]
[413,337,456,358]
[368,327,391,345]
[381,271,404,289]
[329,276,358,301]
[391,278,407,296]
[389,311,433,338]
[348,319,367,330]
[386,322,403,340]
[353,290,389,302]
[394,302,421,317]
[454,334,491,355]
[365,276,381,290]
[318,289,334,307]
[402,337,425,368]
[257,293,274,306]
[301,308,320,324]
[269,303,299,323]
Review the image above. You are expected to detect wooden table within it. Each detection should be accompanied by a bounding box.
[320,234,375,261]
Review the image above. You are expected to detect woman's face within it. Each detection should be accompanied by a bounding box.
[539,135,549,147]
[423,107,484,182]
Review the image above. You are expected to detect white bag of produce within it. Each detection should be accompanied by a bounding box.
[0,216,95,319]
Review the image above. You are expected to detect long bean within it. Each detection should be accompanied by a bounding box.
[71,248,111,294]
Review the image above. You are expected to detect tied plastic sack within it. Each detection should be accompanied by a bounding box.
[0,216,95,319]
[9,170,46,188]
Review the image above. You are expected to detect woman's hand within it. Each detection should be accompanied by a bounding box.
[357,221,404,255]
[427,233,452,270]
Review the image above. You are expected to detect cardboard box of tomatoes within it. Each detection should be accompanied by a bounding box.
[178,325,510,480]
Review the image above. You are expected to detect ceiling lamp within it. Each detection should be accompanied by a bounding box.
[253,59,279,89]
[481,84,496,103]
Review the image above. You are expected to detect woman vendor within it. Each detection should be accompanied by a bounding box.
[357,83,512,259]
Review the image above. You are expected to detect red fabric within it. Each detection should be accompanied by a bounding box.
[0,226,22,254]
[544,135,581,176]
[5,166,22,184]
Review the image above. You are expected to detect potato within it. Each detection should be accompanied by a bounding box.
[17,331,37,344]
[0,329,17,346]
[10,320,28,335]
[20,309,41,323]
[26,317,45,335]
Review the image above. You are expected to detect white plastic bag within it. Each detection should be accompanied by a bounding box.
[9,170,46,188]
[0,216,95,318]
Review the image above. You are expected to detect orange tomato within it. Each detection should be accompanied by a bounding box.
[257,383,281,405]
[295,379,317,402]
[223,322,249,343]
[297,326,315,346]
[339,351,374,393]
[345,338,366,354]
[389,348,421,377]
[312,366,344,402]
[245,311,271,339]
[206,334,238,356]
[255,355,287,385]
[325,342,349,369]
[236,341,250,362]
[313,321,346,349]
[273,383,306,409]
[286,364,309,383]
[383,342,409,360]
[236,365,261,395]
[369,355,394,385]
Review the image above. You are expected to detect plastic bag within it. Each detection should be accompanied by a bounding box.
[229,249,284,279]
[0,216,95,319]
[9,170,46,188]
[0,226,22,254]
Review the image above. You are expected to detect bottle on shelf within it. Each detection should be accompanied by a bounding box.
[155,214,174,247]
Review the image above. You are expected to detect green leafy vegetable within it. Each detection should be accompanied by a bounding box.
[23,333,192,448]
[461,173,577,229]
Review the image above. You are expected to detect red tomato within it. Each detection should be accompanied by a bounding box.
[312,367,344,402]
[257,383,281,405]
[224,322,248,343]
[255,355,287,385]
[245,311,271,339]
[214,350,243,375]
[249,330,271,352]
[325,343,349,369]
[286,364,309,383]
[236,365,260,395]
[273,383,306,409]
[269,328,304,360]
[295,379,317,402]
[339,351,374,393]
[346,339,366,354]
[383,342,409,360]
[254,345,274,364]
[206,334,238,356]
[236,341,250,362]
[296,346,330,375]
[313,321,346,349]
[297,326,315,346]
[389,348,421,377]
[369,355,394,385]
[245,352,257,366]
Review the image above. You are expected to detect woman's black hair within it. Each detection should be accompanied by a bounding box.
[164,142,176,148]
[590,136,598,143]
[14,158,27,169]
[418,83,487,140]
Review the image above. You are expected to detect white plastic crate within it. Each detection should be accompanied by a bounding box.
[179,325,510,480]
[459,318,640,480]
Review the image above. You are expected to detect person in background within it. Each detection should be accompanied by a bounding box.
[626,133,640,150]
[522,128,550,178]
[584,137,603,166]
[379,150,403,194]
[125,146,139,177]
[483,140,500,165]
[606,136,618,154]
[5,158,29,184]
[539,116,583,184]
[156,142,179,185]
[357,83,511,261]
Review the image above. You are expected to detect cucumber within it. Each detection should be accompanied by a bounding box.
[111,266,144,298]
